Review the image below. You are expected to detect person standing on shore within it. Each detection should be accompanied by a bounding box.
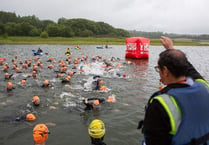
[139,36,209,145]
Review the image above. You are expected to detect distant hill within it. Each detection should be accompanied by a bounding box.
[129,30,209,40]
[0,11,130,37]
[1,10,209,40]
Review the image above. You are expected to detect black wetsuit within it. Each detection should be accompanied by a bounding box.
[15,103,38,121]
[91,137,106,145]
[92,75,102,90]
[83,98,105,110]
[4,74,13,80]
[37,49,43,53]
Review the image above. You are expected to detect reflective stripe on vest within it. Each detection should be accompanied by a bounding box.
[195,79,209,88]
[152,94,181,135]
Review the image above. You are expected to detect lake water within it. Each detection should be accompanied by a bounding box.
[0,45,209,145]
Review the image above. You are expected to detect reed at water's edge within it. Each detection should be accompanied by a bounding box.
[1,36,209,46]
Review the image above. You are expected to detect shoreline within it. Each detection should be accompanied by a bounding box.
[1,36,209,46]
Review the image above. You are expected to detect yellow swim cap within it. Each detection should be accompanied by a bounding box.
[33,124,49,144]
[88,119,105,139]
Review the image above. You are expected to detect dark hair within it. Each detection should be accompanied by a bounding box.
[158,49,188,78]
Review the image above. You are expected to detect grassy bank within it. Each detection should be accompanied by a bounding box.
[0,36,126,45]
[1,36,209,46]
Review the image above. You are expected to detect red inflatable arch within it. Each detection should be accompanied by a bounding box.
[125,37,150,59]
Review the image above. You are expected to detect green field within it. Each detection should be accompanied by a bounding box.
[0,36,209,46]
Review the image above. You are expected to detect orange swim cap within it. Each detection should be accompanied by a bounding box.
[26,113,36,121]
[69,71,74,76]
[93,99,100,106]
[7,82,13,88]
[44,80,49,86]
[107,95,115,102]
[4,73,9,78]
[21,79,26,85]
[33,96,40,105]
[117,63,122,67]
[48,64,53,69]
[33,124,49,144]
[16,67,20,72]
[99,80,103,84]
[100,86,106,91]
[58,73,63,78]
[3,66,7,70]
[65,76,71,81]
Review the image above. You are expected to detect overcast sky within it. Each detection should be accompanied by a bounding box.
[1,0,209,34]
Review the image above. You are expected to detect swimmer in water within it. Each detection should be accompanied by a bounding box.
[15,96,40,122]
[92,76,103,90]
[65,48,71,56]
[6,82,15,92]
[4,73,14,80]
[33,124,50,145]
[15,113,36,122]
[88,119,106,145]
[20,79,26,86]
[83,95,115,110]
[41,80,53,88]
[83,98,105,110]
[37,47,43,53]
[32,96,40,106]
[60,75,71,83]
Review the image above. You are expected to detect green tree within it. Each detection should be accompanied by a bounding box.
[20,15,42,29]
[59,25,74,37]
[116,28,130,37]
[19,22,33,36]
[30,27,41,36]
[0,23,5,35]
[0,11,18,23]
[40,20,55,31]
[58,17,68,25]
[4,22,19,36]
[40,31,48,38]
[46,23,60,37]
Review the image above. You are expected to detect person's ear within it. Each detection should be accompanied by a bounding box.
[163,66,170,77]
